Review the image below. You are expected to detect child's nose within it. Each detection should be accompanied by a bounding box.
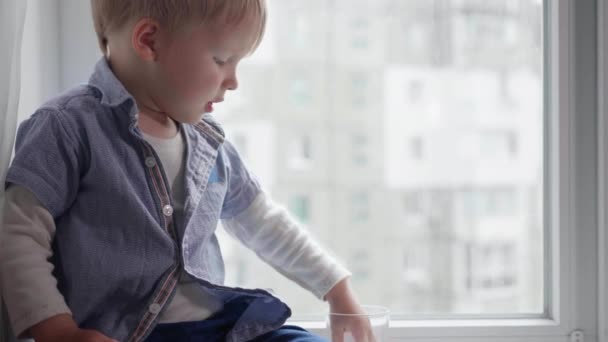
[223,75,238,91]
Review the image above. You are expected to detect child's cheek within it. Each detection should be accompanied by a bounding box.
[169,68,200,101]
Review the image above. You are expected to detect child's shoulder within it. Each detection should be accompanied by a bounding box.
[37,84,103,117]
[17,84,113,147]
[23,84,115,138]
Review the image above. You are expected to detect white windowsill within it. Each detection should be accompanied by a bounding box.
[293,318,579,341]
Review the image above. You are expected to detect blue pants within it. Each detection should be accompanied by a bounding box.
[145,295,327,342]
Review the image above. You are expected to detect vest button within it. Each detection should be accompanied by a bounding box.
[163,205,174,217]
[145,157,156,168]
[149,303,162,314]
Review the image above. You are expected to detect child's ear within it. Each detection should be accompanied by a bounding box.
[132,18,160,61]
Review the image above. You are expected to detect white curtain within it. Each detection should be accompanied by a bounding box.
[0,1,28,341]
[0,0,28,204]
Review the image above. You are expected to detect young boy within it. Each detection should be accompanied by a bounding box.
[0,1,374,341]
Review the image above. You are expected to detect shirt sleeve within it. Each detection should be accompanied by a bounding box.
[0,185,72,338]
[5,109,82,218]
[221,191,352,300]
[219,140,262,219]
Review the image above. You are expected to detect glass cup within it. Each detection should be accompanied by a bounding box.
[326,305,390,342]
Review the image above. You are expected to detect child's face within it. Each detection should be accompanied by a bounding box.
[152,14,261,124]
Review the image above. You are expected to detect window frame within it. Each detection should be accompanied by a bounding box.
[598,0,608,340]
[295,0,600,340]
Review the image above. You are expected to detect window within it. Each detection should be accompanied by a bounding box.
[289,195,311,224]
[479,131,518,159]
[288,133,313,170]
[290,16,310,49]
[403,191,423,215]
[350,17,370,50]
[289,78,313,105]
[408,80,424,103]
[349,191,370,222]
[402,245,430,289]
[408,137,424,160]
[350,72,369,107]
[351,249,371,281]
[222,0,546,317]
[461,188,518,217]
[351,133,368,166]
[472,243,518,290]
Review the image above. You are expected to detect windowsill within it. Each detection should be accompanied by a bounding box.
[294,317,558,329]
[292,318,570,339]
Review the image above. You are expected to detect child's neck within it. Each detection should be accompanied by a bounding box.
[107,55,179,139]
[137,108,179,139]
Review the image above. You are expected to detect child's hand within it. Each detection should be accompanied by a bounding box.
[28,313,119,342]
[325,278,376,342]
[59,328,120,342]
[328,308,375,342]
[36,328,119,342]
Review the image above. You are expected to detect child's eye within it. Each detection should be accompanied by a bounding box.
[213,57,226,66]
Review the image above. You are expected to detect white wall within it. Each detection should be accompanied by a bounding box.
[18,0,61,121]
[18,0,100,121]
[58,0,100,91]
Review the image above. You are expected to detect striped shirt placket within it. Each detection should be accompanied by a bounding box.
[194,122,224,144]
[128,142,181,342]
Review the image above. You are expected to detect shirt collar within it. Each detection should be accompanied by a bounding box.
[88,57,134,108]
[88,57,225,142]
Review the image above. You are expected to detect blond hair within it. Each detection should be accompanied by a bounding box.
[90,0,266,54]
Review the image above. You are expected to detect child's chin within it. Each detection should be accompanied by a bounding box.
[171,115,199,125]
[187,114,205,124]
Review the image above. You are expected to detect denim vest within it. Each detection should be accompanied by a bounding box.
[5,58,290,342]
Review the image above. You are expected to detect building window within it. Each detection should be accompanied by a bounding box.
[350,17,370,50]
[351,249,370,281]
[287,14,311,49]
[480,131,518,159]
[288,134,313,169]
[350,72,369,107]
[403,191,423,215]
[289,195,311,223]
[350,191,370,222]
[289,78,313,105]
[408,136,424,160]
[351,36,370,50]
[473,242,518,290]
[351,133,368,166]
[408,80,424,102]
[484,188,517,216]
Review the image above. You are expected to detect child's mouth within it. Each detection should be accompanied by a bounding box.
[205,102,213,112]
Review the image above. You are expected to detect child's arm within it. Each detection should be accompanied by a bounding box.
[325,278,375,342]
[325,277,360,311]
[0,186,116,342]
[222,191,374,341]
[27,313,118,342]
[0,185,71,337]
[222,191,351,300]
[219,140,373,339]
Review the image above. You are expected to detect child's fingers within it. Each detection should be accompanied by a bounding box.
[368,329,377,342]
[350,323,369,342]
[82,329,120,342]
[331,326,345,342]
